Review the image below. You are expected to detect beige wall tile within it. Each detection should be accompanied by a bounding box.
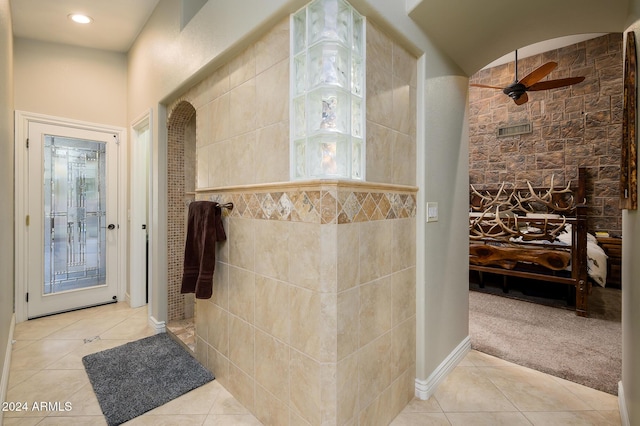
[228,315,255,377]
[255,220,290,282]
[320,225,338,293]
[337,223,359,292]
[288,222,321,291]
[366,65,393,130]
[390,366,416,420]
[358,333,392,410]
[320,363,338,425]
[255,330,290,403]
[196,143,210,188]
[195,300,211,344]
[228,266,255,323]
[190,63,229,109]
[216,220,230,263]
[391,267,416,326]
[196,103,211,147]
[391,317,416,379]
[208,345,229,387]
[228,131,256,186]
[290,350,321,425]
[256,59,289,128]
[195,336,208,367]
[206,303,229,357]
[229,78,256,137]
[359,220,393,284]
[337,287,359,360]
[207,139,229,187]
[392,43,417,88]
[229,45,255,89]
[210,92,230,143]
[255,122,290,184]
[337,353,359,425]
[320,292,338,362]
[391,76,411,134]
[227,362,255,412]
[366,23,393,82]
[228,218,255,271]
[391,132,416,185]
[255,383,290,426]
[211,260,229,310]
[358,386,394,426]
[255,18,290,75]
[359,277,392,348]
[255,275,290,343]
[365,122,394,183]
[392,218,416,271]
[289,286,321,360]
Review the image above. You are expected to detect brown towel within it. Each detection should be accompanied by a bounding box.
[181,201,226,299]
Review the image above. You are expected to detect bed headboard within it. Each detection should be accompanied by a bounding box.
[470,168,586,215]
[469,168,587,242]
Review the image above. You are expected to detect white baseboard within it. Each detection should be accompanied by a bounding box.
[619,381,630,426]
[149,315,166,334]
[415,336,471,400]
[0,314,16,425]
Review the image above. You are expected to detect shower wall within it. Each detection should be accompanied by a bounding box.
[167,102,196,321]
[172,17,418,425]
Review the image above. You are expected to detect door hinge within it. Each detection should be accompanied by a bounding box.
[26,215,30,226]
[26,138,29,149]
[113,134,120,145]
[25,292,29,303]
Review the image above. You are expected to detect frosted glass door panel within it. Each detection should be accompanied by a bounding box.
[43,136,107,294]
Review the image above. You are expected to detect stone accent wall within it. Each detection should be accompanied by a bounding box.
[469,33,623,235]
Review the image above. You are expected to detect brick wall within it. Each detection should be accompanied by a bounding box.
[469,33,623,235]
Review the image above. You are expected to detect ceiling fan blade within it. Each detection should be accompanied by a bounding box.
[518,62,558,87]
[470,83,505,90]
[527,76,586,91]
[514,92,528,105]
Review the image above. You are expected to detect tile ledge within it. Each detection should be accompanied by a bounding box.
[196,180,418,194]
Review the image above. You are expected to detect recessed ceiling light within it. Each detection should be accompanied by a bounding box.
[68,14,93,24]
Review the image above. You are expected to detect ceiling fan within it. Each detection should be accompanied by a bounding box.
[470,50,586,105]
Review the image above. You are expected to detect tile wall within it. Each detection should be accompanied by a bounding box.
[168,15,418,426]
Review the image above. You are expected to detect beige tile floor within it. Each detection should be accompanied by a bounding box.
[4,302,620,425]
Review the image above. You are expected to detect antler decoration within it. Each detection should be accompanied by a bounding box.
[469,175,574,242]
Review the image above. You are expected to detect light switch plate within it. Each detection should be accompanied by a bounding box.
[426,202,438,222]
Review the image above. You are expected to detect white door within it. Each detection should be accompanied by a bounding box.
[26,122,119,318]
[129,117,150,308]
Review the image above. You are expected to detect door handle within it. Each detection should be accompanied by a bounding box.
[107,224,116,230]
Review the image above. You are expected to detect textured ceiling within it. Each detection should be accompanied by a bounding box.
[10,0,159,52]
[408,0,630,75]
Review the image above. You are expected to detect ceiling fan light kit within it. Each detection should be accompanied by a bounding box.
[471,50,586,105]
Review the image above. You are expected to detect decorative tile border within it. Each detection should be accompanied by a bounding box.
[195,181,417,224]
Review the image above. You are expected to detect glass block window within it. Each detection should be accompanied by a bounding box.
[291,0,365,180]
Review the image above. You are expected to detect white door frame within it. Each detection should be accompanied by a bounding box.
[129,110,152,308]
[14,111,128,322]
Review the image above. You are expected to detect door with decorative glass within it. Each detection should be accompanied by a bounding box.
[26,122,119,318]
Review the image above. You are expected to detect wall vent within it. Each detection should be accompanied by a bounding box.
[497,123,532,138]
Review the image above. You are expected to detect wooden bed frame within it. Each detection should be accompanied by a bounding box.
[469,168,590,317]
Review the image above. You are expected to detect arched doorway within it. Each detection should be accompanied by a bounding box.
[165,100,197,350]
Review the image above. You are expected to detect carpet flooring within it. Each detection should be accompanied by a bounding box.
[469,289,622,395]
[82,333,214,425]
